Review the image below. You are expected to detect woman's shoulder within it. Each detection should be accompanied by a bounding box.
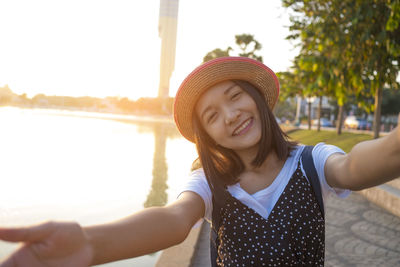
[289,143,345,160]
[185,168,210,189]
[312,142,345,159]
[190,168,206,179]
[287,144,305,161]
[180,168,213,221]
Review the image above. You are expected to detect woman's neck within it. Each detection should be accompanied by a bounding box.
[236,147,282,174]
[234,145,259,169]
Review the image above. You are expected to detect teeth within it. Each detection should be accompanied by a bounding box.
[234,119,251,135]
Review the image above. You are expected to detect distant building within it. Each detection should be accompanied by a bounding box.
[158,0,179,99]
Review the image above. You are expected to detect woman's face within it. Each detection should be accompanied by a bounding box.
[195,80,262,153]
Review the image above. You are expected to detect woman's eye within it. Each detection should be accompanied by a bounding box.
[207,113,217,123]
[231,92,241,100]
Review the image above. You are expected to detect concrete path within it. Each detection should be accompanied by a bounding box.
[189,193,400,267]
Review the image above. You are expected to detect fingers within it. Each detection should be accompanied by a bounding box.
[0,222,55,243]
[0,245,44,267]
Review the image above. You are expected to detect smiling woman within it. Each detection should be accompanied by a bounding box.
[194,81,262,151]
[0,57,399,267]
[192,78,295,187]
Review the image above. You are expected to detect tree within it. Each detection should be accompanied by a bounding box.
[277,62,316,130]
[234,34,263,62]
[276,70,303,124]
[203,48,232,63]
[283,0,400,138]
[203,34,263,62]
[283,1,360,134]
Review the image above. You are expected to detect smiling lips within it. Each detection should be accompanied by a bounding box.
[232,118,253,136]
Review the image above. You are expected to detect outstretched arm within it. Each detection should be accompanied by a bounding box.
[0,191,204,267]
[325,114,400,191]
[86,192,204,265]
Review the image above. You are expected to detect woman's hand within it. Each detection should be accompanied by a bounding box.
[0,192,205,266]
[0,221,93,267]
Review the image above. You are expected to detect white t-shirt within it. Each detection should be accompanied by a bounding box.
[178,143,351,222]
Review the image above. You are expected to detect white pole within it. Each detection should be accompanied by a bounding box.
[295,95,301,124]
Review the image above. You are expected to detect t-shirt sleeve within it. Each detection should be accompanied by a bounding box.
[312,142,351,199]
[177,168,213,221]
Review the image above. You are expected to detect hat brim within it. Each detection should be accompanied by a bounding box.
[174,57,280,143]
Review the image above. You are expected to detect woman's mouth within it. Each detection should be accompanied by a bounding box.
[232,118,253,136]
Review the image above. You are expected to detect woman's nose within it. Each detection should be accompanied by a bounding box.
[224,109,240,125]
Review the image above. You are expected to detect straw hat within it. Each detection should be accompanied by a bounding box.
[173,57,280,143]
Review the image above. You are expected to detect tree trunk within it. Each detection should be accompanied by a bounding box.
[317,96,322,132]
[373,87,383,139]
[336,104,344,135]
[308,101,312,130]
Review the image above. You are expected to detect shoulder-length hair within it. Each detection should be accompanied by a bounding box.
[192,79,297,187]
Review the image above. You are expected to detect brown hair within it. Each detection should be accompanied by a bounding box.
[191,80,297,188]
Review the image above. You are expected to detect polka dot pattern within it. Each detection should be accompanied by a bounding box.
[215,161,325,266]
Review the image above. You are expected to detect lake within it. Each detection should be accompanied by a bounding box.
[0,107,198,266]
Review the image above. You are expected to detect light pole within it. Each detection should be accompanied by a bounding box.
[306,96,316,130]
[295,95,302,126]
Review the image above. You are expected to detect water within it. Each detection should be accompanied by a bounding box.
[0,107,197,266]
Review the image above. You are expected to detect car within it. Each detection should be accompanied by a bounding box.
[344,116,371,130]
[357,119,372,130]
[312,118,333,127]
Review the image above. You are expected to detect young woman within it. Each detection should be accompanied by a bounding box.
[0,57,399,266]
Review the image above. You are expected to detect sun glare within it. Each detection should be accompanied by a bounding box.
[0,0,293,100]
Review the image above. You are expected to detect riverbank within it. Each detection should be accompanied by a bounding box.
[0,106,174,124]
[33,107,174,124]
[0,106,191,267]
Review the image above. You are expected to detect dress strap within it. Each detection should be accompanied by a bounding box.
[301,145,325,218]
[208,178,230,267]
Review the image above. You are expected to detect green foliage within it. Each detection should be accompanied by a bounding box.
[203,48,232,62]
[274,97,297,121]
[276,71,303,99]
[387,0,400,31]
[1,85,175,116]
[0,95,12,105]
[133,97,174,115]
[0,84,15,105]
[234,34,263,62]
[203,33,263,62]
[283,0,400,136]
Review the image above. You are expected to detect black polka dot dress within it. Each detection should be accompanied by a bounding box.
[213,161,325,266]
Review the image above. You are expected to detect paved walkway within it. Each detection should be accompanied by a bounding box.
[189,193,400,266]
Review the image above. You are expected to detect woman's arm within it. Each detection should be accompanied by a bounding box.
[325,114,400,191]
[87,191,204,265]
[0,191,204,267]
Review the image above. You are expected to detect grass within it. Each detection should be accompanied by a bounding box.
[288,129,373,153]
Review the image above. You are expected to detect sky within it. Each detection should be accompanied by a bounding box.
[0,0,298,100]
